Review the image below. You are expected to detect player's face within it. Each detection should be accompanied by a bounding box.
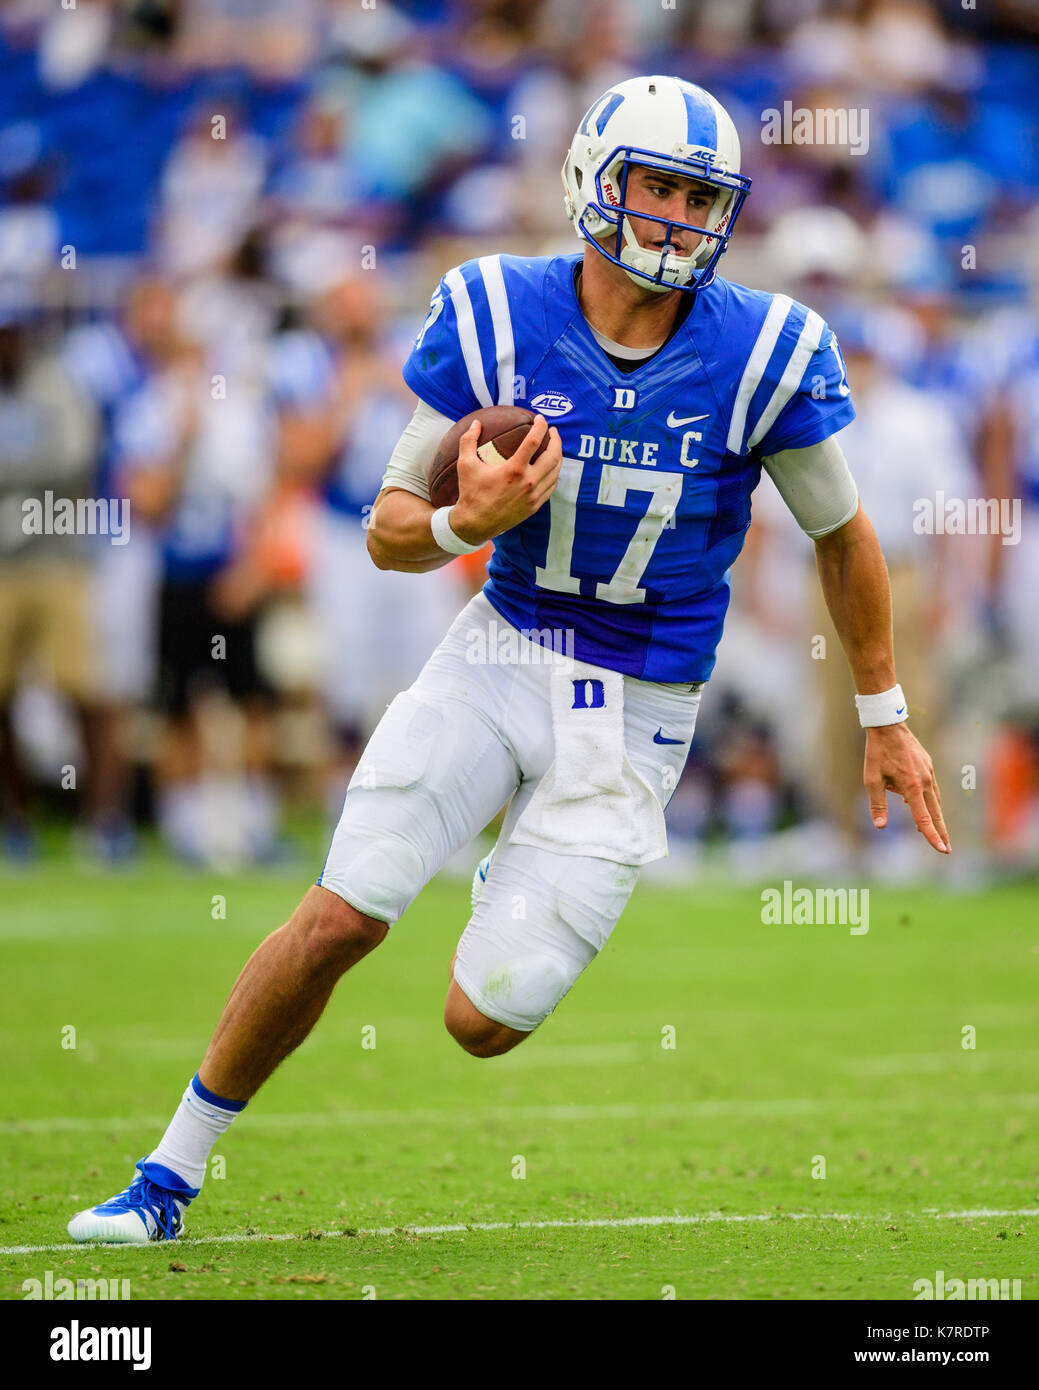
[621,166,716,257]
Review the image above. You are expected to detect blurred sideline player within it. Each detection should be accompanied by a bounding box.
[61,279,174,862]
[271,274,465,801]
[69,77,950,1242]
[982,323,1039,861]
[0,312,99,859]
[119,323,278,865]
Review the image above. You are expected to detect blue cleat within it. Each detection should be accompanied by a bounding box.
[2,821,38,866]
[67,1160,198,1244]
[82,817,139,866]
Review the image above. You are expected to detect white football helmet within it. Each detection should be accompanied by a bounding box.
[561,75,751,294]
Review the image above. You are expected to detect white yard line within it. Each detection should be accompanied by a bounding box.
[0,1099,821,1135]
[498,1042,643,1067]
[845,1051,1039,1076]
[2,1208,1038,1258]
[5,1090,1039,1136]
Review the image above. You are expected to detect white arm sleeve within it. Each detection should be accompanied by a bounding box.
[378,399,455,502]
[761,435,860,539]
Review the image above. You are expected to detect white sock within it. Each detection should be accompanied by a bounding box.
[145,1074,246,1194]
[158,782,201,860]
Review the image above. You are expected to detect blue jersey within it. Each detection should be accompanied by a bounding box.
[403,253,855,682]
[1004,333,1039,506]
[270,330,413,520]
[62,321,146,502]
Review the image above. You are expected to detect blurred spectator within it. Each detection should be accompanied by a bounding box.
[0,161,60,281]
[61,277,169,861]
[36,0,114,92]
[272,270,466,804]
[157,104,268,278]
[118,315,280,865]
[176,0,319,79]
[761,204,871,304]
[266,96,355,225]
[986,324,1039,772]
[0,312,99,859]
[322,3,494,236]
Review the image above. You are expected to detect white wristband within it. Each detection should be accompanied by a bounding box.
[855,684,909,728]
[430,506,483,556]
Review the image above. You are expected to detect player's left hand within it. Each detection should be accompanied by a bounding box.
[864,724,950,854]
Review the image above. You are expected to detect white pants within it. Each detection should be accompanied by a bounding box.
[999,504,1039,704]
[319,593,702,1030]
[90,533,161,703]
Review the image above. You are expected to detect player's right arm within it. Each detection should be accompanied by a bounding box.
[367,408,562,572]
[366,489,452,572]
[121,354,201,523]
[368,261,563,572]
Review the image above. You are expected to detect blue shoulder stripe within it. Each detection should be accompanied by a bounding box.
[726,294,794,455]
[442,261,496,407]
[445,255,526,408]
[745,300,826,452]
[476,255,516,406]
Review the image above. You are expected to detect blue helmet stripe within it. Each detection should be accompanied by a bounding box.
[579,90,625,137]
[679,84,719,148]
[595,91,625,135]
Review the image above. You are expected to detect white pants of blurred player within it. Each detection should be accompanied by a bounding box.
[1000,502,1039,705]
[319,592,701,1033]
[307,506,467,737]
[91,531,161,703]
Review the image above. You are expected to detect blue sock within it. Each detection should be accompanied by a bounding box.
[145,1073,246,1193]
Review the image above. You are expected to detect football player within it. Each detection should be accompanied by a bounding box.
[69,76,949,1242]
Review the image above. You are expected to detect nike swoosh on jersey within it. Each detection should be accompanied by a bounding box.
[653,729,685,745]
[665,411,710,428]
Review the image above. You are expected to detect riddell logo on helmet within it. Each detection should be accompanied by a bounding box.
[602,181,620,206]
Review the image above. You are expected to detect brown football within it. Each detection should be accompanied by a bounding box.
[429,405,548,510]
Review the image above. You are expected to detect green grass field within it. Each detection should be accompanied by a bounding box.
[1,852,1037,1300]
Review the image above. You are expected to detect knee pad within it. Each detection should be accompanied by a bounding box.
[318,788,433,925]
[317,693,476,923]
[452,844,639,1031]
[453,873,599,1033]
[317,687,520,925]
[454,933,582,1034]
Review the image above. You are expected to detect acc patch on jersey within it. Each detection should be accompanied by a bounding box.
[529,391,574,417]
